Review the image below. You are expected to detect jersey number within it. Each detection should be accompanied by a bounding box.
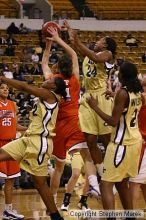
[2,118,11,126]
[130,109,138,128]
[32,103,37,116]
[65,87,71,101]
[86,65,97,77]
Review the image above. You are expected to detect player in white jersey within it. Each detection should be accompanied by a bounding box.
[87,61,143,214]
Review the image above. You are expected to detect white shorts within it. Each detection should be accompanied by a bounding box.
[130,149,146,184]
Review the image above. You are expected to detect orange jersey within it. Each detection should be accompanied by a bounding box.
[138,105,146,140]
[0,99,16,140]
[54,74,80,120]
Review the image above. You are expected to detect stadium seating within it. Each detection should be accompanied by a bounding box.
[86,0,146,20]
[48,0,79,19]
[0,0,17,18]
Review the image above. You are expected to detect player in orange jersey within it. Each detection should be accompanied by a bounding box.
[0,82,27,219]
[42,27,100,208]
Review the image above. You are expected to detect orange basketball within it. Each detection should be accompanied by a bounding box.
[42,21,60,38]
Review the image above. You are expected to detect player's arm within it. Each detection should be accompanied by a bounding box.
[64,21,112,63]
[0,77,53,101]
[87,89,128,127]
[42,40,53,79]
[47,27,79,80]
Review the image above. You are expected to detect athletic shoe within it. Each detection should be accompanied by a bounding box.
[60,202,69,211]
[3,209,24,219]
[87,185,101,199]
[77,202,91,211]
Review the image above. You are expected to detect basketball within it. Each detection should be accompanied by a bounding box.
[42,21,60,38]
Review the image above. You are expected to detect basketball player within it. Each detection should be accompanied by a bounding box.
[61,152,90,211]
[129,77,146,208]
[42,27,100,204]
[0,82,27,219]
[64,20,117,168]
[0,76,67,220]
[87,61,143,213]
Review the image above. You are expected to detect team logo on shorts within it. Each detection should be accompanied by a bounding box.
[103,167,106,173]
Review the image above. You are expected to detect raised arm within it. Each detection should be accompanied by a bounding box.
[64,20,112,63]
[47,27,79,80]
[42,40,53,80]
[0,77,52,101]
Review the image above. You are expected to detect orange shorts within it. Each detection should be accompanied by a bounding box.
[52,117,86,161]
[0,140,20,179]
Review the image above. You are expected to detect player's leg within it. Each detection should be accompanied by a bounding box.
[84,133,102,164]
[32,175,64,220]
[80,148,100,198]
[50,158,65,203]
[61,166,81,211]
[141,184,146,203]
[78,176,90,210]
[129,182,141,208]
[101,180,115,209]
[116,178,133,209]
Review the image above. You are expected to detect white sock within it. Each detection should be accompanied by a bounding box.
[88,175,99,188]
[96,162,104,177]
[5,204,12,211]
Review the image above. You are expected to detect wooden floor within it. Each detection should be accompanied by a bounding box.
[0,187,146,220]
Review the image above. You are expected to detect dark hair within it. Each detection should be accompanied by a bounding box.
[58,54,72,78]
[120,61,143,93]
[0,82,7,87]
[105,36,117,58]
[54,77,67,100]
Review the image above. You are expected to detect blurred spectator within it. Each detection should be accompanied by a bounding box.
[7,22,20,35]
[19,23,29,34]
[6,34,18,46]
[33,45,43,61]
[11,59,19,72]
[0,46,4,56]
[19,62,30,75]
[31,50,39,63]
[49,49,58,64]
[5,45,15,56]
[21,47,32,63]
[24,44,34,54]
[11,59,25,81]
[3,68,13,79]
[30,62,42,75]
[142,51,146,62]
[0,37,7,45]
[0,58,9,71]
[124,34,140,48]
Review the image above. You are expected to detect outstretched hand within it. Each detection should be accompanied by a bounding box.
[46,26,60,42]
[63,20,78,44]
[86,94,98,111]
[102,90,115,99]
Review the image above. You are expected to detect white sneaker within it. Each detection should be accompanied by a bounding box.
[88,185,101,199]
[60,203,69,211]
[3,209,24,219]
